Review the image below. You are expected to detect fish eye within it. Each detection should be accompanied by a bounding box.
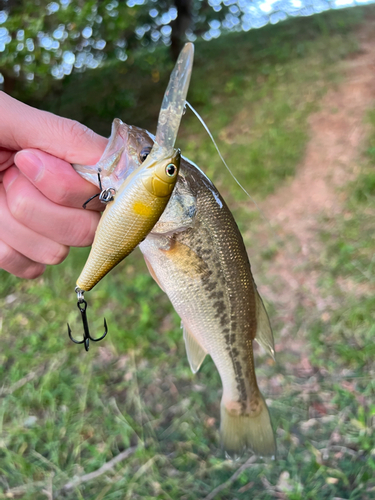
[140,147,151,162]
[165,163,177,177]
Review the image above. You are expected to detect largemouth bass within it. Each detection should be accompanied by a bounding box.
[75,43,194,291]
[75,122,276,457]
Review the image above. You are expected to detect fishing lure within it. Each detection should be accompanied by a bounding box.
[68,43,194,350]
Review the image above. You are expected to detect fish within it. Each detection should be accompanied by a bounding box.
[74,42,194,291]
[75,122,276,458]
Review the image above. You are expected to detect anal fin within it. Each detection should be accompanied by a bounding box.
[182,322,207,374]
[255,290,275,360]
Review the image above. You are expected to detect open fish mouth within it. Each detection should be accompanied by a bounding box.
[73,119,130,192]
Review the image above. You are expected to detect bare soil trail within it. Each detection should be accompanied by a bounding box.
[258,19,375,351]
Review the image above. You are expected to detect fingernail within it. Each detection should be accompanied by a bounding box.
[3,166,19,192]
[15,151,44,182]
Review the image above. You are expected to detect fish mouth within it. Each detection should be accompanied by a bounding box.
[94,120,139,192]
[101,119,133,191]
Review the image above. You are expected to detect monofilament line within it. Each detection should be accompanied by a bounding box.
[185,101,269,223]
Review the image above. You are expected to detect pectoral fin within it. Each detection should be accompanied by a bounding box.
[254,290,275,360]
[161,239,210,280]
[182,322,207,374]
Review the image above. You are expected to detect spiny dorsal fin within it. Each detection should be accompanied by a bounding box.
[254,290,275,360]
[182,322,207,374]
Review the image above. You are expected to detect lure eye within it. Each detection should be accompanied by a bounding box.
[140,147,152,163]
[165,163,177,177]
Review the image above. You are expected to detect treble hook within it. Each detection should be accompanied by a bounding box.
[67,288,108,351]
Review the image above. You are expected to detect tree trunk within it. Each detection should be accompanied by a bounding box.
[171,0,192,61]
[2,72,17,97]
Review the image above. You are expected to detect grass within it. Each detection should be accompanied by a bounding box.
[1,5,375,499]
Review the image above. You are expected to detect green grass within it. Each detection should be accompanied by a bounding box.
[1,5,375,499]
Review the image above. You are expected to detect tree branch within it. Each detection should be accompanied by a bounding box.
[203,455,259,500]
[62,446,138,491]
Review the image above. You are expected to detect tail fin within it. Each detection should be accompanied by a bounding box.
[220,394,276,458]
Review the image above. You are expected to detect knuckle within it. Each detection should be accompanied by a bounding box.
[0,241,15,268]
[75,213,100,247]
[0,241,43,279]
[23,264,46,280]
[42,244,70,266]
[0,150,14,170]
[52,181,73,206]
[7,192,30,224]
[68,120,94,147]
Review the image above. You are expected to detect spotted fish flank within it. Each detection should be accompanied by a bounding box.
[71,41,274,454]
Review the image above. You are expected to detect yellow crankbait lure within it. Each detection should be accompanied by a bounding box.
[68,43,194,350]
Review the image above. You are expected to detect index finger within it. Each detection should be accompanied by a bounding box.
[13,149,103,210]
[0,91,107,165]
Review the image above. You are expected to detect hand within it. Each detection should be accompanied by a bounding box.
[0,91,108,279]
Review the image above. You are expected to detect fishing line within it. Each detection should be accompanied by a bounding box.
[185,101,270,224]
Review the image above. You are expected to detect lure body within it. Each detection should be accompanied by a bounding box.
[76,150,180,290]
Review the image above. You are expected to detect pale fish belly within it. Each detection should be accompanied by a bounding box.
[140,232,275,457]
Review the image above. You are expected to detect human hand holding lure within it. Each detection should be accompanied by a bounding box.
[0,91,106,279]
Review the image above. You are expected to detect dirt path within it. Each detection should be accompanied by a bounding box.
[259,19,375,347]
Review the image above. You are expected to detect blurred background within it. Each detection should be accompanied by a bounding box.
[1,1,375,498]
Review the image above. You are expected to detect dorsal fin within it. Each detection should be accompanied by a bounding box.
[182,322,207,374]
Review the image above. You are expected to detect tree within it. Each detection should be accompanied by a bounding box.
[0,0,239,96]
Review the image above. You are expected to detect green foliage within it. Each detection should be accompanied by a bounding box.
[0,0,144,96]
[354,109,375,201]
[0,0,235,97]
[1,6,375,499]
